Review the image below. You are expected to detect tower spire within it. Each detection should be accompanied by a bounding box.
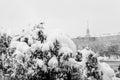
[86,20,90,37]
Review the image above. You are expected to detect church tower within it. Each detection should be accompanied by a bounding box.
[86,21,90,37]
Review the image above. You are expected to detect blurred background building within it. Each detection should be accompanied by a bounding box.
[72,26,120,57]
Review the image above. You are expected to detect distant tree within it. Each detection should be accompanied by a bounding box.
[108,45,119,53]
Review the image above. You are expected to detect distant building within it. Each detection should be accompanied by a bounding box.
[85,22,90,38]
[72,26,120,54]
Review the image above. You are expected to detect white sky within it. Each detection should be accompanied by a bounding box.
[0,0,120,38]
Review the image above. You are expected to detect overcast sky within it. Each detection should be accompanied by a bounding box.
[0,0,120,38]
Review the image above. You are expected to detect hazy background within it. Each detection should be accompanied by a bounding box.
[0,0,120,38]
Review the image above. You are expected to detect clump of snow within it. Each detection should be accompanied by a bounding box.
[41,42,51,51]
[10,41,20,48]
[10,41,30,53]
[16,42,30,53]
[67,58,82,68]
[35,58,45,68]
[59,45,73,56]
[80,47,96,61]
[48,56,58,69]
[27,67,35,75]
[46,29,76,53]
[97,61,115,80]
[30,41,42,52]
[12,50,24,61]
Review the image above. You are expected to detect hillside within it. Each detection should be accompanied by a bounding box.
[72,35,120,56]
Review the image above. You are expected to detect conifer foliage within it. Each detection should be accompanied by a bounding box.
[0,25,117,80]
[0,24,116,80]
[86,54,103,80]
[2,25,84,80]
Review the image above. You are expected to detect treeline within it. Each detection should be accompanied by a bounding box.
[73,37,120,57]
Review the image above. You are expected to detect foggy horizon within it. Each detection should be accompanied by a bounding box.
[0,0,120,38]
